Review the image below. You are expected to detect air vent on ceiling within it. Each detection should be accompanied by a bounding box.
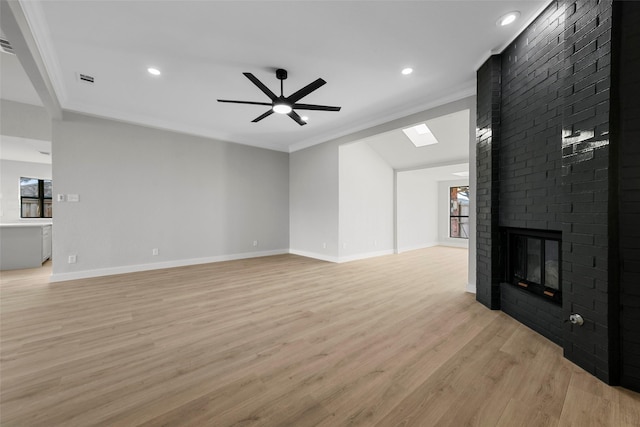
[0,29,15,55]
[77,73,95,84]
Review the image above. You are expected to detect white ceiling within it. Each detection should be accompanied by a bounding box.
[364,109,470,170]
[7,0,546,153]
[0,135,52,164]
[397,162,471,182]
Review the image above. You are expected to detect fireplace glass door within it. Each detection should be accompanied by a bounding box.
[508,231,561,301]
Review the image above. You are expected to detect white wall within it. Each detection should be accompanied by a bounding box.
[290,95,477,294]
[1,95,477,290]
[0,101,53,225]
[289,141,339,261]
[51,112,289,281]
[0,159,52,223]
[438,179,470,248]
[396,168,470,253]
[338,142,394,261]
[301,96,476,290]
[467,93,477,294]
[0,100,51,141]
[396,169,439,252]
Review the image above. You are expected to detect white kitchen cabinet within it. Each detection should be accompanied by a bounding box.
[42,225,52,262]
[0,224,52,270]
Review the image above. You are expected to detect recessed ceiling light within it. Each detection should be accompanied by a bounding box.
[301,116,309,122]
[402,123,438,147]
[401,67,413,75]
[498,11,520,26]
[147,67,161,76]
[273,103,292,114]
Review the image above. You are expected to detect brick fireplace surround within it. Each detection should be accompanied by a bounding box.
[476,0,640,391]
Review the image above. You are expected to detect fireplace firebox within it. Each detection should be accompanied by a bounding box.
[503,228,562,305]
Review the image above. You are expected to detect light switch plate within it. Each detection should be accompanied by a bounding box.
[67,194,80,202]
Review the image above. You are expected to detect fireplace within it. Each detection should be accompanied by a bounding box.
[503,228,562,305]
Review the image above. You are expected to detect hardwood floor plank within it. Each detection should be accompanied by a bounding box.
[373,315,519,426]
[1,247,639,426]
[558,382,619,427]
[499,325,573,420]
[495,398,558,427]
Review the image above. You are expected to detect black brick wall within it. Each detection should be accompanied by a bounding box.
[615,0,640,391]
[495,1,568,348]
[501,283,564,345]
[561,0,615,384]
[476,56,501,310]
[475,0,640,388]
[500,2,565,232]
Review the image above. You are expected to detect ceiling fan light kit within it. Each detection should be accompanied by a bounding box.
[217,68,341,126]
[273,103,292,114]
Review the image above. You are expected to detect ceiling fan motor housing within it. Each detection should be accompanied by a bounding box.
[276,69,288,80]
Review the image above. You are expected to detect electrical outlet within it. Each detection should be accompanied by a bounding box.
[253,240,258,247]
[68,255,77,264]
[152,248,159,256]
[322,242,327,249]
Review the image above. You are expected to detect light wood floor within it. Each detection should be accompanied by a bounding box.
[1,247,639,426]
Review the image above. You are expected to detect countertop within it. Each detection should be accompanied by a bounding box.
[0,223,53,228]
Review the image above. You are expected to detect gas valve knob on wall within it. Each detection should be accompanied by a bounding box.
[569,313,584,326]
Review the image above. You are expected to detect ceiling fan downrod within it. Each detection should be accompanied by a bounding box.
[276,68,287,97]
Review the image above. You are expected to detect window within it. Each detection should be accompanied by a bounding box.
[20,177,52,218]
[449,186,469,239]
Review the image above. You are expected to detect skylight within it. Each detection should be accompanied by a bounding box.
[402,123,439,147]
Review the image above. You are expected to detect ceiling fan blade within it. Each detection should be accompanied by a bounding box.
[292,103,341,112]
[288,110,307,126]
[243,72,277,101]
[286,78,326,103]
[252,110,274,123]
[217,99,273,106]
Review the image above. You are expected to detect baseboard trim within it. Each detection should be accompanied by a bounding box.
[338,249,395,263]
[438,240,469,249]
[50,247,474,287]
[288,249,339,263]
[289,249,396,264]
[50,249,289,283]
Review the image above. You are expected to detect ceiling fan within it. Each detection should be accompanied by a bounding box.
[217,69,341,126]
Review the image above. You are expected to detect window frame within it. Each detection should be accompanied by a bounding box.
[449,185,469,239]
[20,177,52,219]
